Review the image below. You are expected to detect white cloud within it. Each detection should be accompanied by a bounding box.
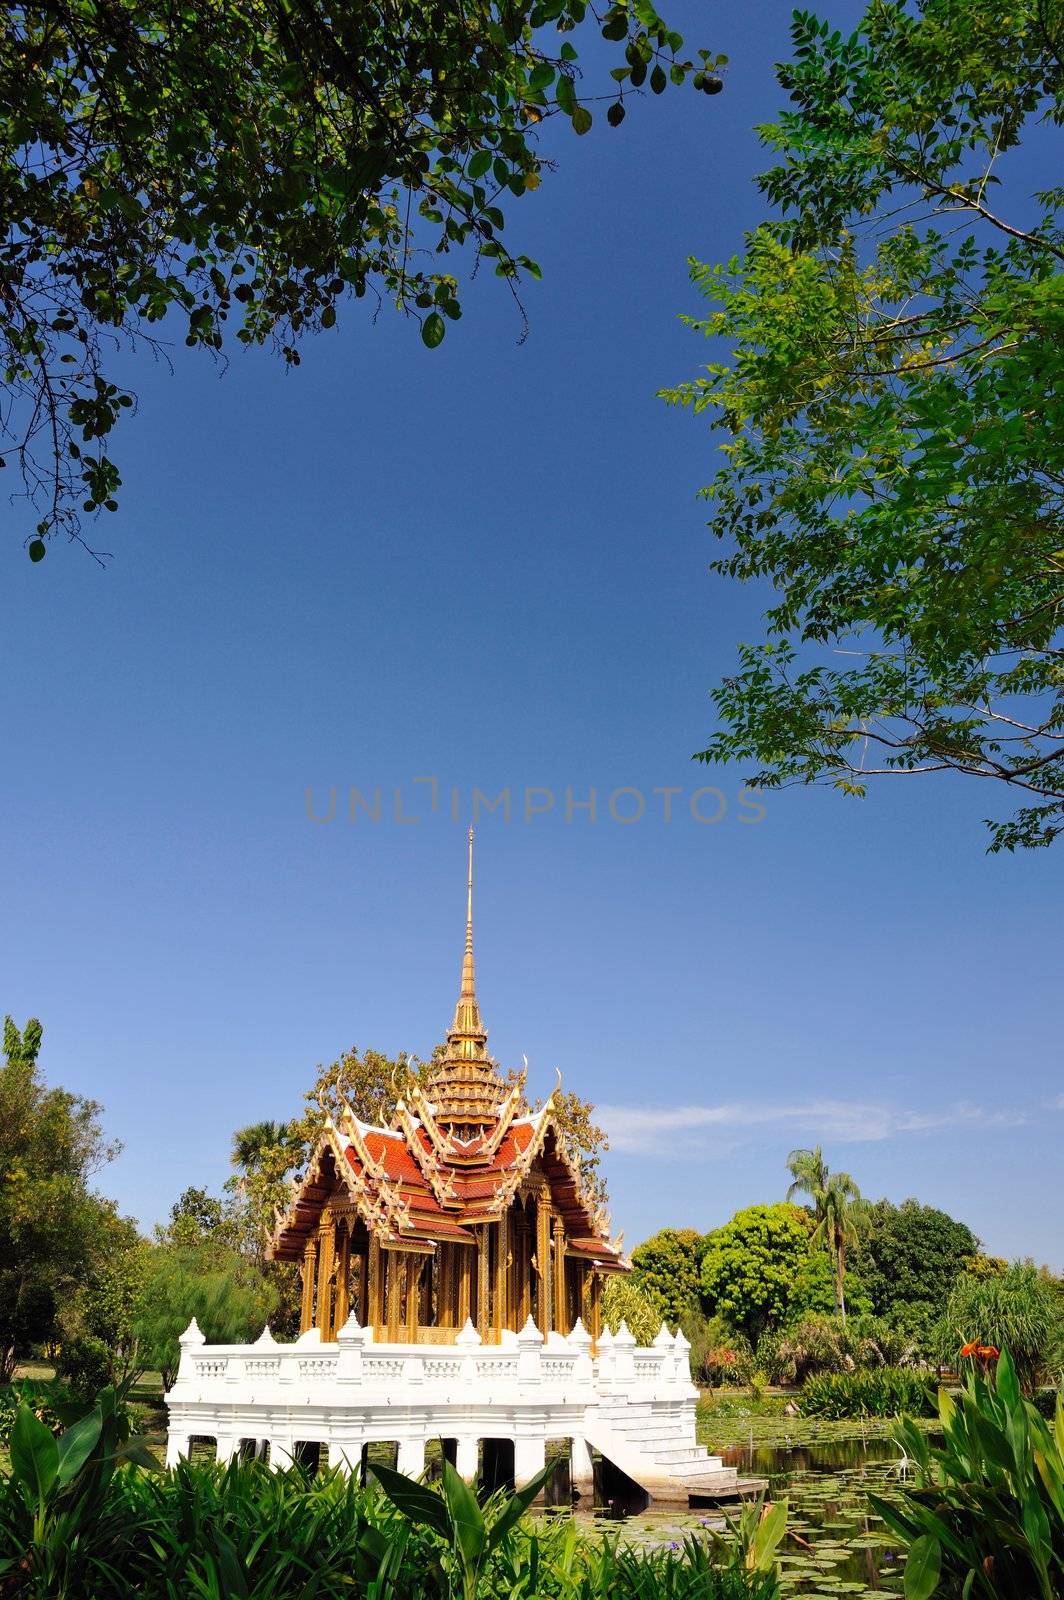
[598,1098,1028,1155]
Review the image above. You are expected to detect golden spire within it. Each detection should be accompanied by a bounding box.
[426,828,505,1135]
[460,826,476,1003]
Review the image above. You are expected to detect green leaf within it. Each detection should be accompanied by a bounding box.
[467,151,492,180]
[571,105,593,135]
[904,1534,941,1600]
[28,538,46,562]
[370,1462,453,1542]
[487,1459,557,1551]
[10,1407,59,1502]
[441,1458,486,1564]
[650,62,667,93]
[421,312,446,348]
[749,1497,788,1571]
[555,74,576,115]
[995,1347,1020,1411]
[607,100,626,126]
[56,1408,103,1485]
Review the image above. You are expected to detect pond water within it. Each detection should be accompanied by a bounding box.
[571,1434,918,1599]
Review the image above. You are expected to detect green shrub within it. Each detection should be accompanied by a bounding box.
[937,1262,1063,1393]
[601,1275,663,1346]
[760,1314,852,1385]
[871,1350,1064,1600]
[0,1378,70,1445]
[801,1367,934,1418]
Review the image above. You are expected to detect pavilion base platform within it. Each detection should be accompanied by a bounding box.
[164,1315,739,1508]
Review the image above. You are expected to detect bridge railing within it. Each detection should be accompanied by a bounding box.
[168,1314,693,1400]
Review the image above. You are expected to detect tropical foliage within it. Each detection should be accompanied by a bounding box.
[785,1148,862,1322]
[700,1204,816,1344]
[858,1199,980,1348]
[631,1228,709,1325]
[938,1262,1063,1393]
[2,0,725,559]
[872,1349,1064,1600]
[661,0,1064,851]
[0,1397,781,1600]
[800,1367,933,1420]
[0,1016,134,1383]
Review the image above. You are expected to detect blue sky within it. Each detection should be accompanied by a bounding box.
[2,0,1060,1269]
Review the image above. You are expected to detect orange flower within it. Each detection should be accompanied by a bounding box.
[977,1344,1000,1360]
[959,1340,980,1357]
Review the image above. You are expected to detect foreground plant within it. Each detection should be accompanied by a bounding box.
[0,1387,158,1597]
[870,1348,1064,1600]
[371,1455,556,1600]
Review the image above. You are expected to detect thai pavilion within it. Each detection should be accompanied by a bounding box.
[268,831,625,1350]
[164,834,739,1504]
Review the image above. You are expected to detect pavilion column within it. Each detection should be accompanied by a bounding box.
[514,1205,530,1326]
[335,1222,351,1330]
[300,1238,317,1334]
[536,1188,552,1333]
[405,1257,420,1341]
[316,1219,336,1339]
[553,1218,567,1334]
[477,1225,491,1334]
[368,1235,383,1329]
[386,1251,402,1341]
[494,1210,509,1334]
[437,1243,453,1328]
[458,1243,472,1326]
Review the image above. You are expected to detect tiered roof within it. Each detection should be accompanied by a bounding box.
[268,831,625,1272]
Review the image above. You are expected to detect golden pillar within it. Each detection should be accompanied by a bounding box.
[368,1235,383,1329]
[536,1188,552,1332]
[494,1211,509,1333]
[477,1225,491,1334]
[406,1257,420,1341]
[437,1243,452,1328]
[553,1217,567,1334]
[514,1205,530,1325]
[386,1252,402,1341]
[300,1237,317,1334]
[458,1243,472,1326]
[335,1222,351,1330]
[316,1219,336,1339]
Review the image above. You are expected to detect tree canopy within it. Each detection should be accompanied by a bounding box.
[858,1197,979,1333]
[630,1226,708,1325]
[662,0,1064,850]
[700,1202,816,1344]
[0,1015,133,1380]
[2,0,725,560]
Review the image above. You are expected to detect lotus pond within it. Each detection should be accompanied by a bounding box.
[571,1410,939,1600]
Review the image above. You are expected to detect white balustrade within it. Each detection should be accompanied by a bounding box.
[166,1313,702,1494]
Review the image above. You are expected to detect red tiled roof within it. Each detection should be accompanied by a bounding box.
[270,1105,621,1264]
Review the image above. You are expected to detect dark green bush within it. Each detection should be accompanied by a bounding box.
[801,1367,934,1418]
[0,1378,70,1444]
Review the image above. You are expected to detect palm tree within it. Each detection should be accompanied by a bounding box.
[786,1147,862,1324]
[230,1119,297,1175]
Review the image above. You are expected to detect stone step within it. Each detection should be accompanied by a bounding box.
[677,1469,740,1492]
[653,1446,718,1466]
